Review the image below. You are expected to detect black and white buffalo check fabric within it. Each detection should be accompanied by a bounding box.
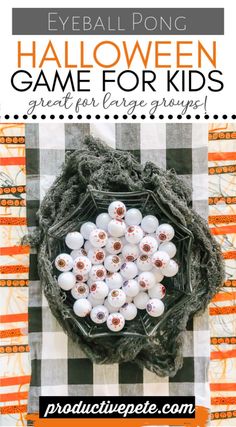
[26,123,210,413]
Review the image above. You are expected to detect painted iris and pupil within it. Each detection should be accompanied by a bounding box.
[128,226,134,233]
[97,312,105,320]
[121,263,126,270]
[76,261,84,269]
[114,242,121,250]
[140,255,148,261]
[96,251,104,261]
[159,233,167,241]
[111,290,119,297]
[76,274,83,281]
[155,260,163,267]
[143,244,151,252]
[116,207,124,216]
[112,256,119,264]
[140,281,146,288]
[97,269,104,278]
[147,303,152,312]
[78,286,85,294]
[91,284,97,292]
[98,231,106,240]
[58,259,66,267]
[126,255,134,261]
[112,317,120,326]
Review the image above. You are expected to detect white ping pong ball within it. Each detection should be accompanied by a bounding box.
[146,298,165,317]
[104,255,122,273]
[161,259,179,277]
[87,248,106,265]
[73,256,92,275]
[148,284,166,300]
[139,236,158,255]
[84,240,93,253]
[65,231,84,250]
[120,303,137,321]
[125,225,144,244]
[89,229,108,248]
[80,222,96,240]
[57,271,76,290]
[89,265,107,281]
[125,208,142,226]
[90,281,109,299]
[87,293,104,307]
[96,213,111,231]
[156,224,175,242]
[55,253,73,272]
[106,237,123,254]
[105,272,123,290]
[136,255,152,271]
[108,289,126,308]
[108,201,126,219]
[122,244,139,262]
[141,215,159,233]
[159,242,177,258]
[122,279,139,298]
[73,299,91,317]
[133,292,149,309]
[104,298,118,313]
[151,268,164,283]
[138,271,156,291]
[108,219,126,237]
[71,282,89,299]
[152,251,170,269]
[107,313,125,332]
[90,305,109,324]
[120,262,138,280]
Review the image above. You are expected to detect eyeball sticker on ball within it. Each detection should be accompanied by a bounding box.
[104,255,122,273]
[106,237,123,254]
[156,224,175,242]
[108,289,126,308]
[146,298,165,317]
[89,229,108,248]
[90,305,109,324]
[125,225,144,244]
[73,256,92,275]
[139,236,158,255]
[108,201,126,219]
[87,248,106,265]
[55,253,73,272]
[71,283,89,299]
[107,313,125,332]
[151,251,170,270]
[89,265,107,281]
[138,271,156,291]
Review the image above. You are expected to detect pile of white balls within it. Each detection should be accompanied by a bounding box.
[54,201,178,333]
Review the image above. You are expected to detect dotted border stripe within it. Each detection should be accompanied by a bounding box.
[0,114,236,120]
